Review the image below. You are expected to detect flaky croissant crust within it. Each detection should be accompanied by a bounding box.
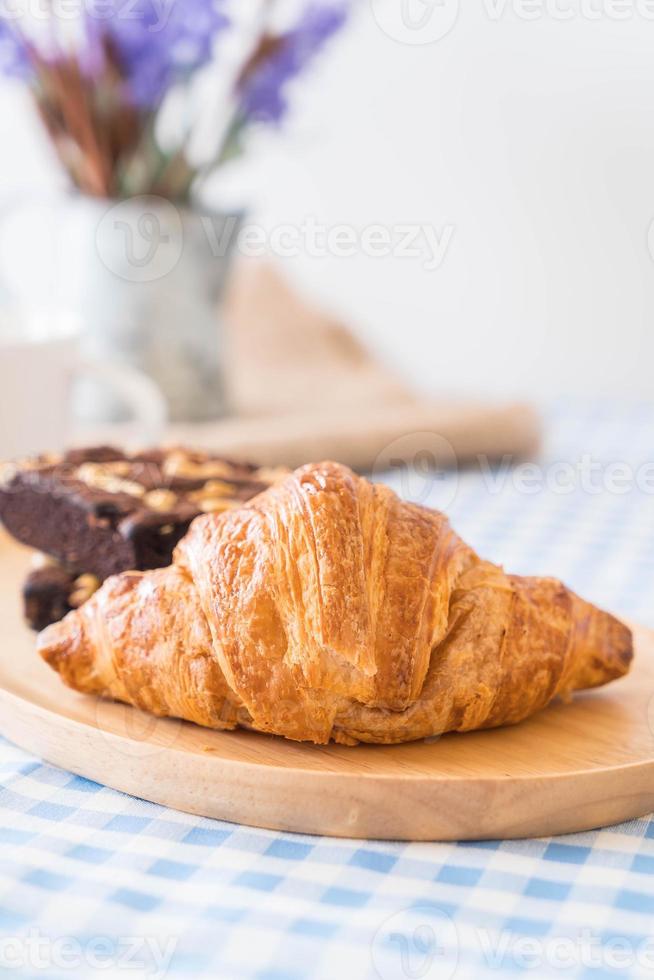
[38,462,633,745]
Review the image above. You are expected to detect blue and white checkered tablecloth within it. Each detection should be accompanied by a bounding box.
[2,398,654,980]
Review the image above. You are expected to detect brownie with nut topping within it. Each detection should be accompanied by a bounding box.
[0,445,284,584]
[21,560,86,632]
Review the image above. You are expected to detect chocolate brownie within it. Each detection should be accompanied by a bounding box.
[1,446,285,582]
[22,560,98,632]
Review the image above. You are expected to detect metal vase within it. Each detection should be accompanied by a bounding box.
[0,194,242,423]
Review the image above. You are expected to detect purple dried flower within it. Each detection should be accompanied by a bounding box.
[86,0,229,107]
[0,18,29,79]
[239,2,348,124]
[0,0,348,199]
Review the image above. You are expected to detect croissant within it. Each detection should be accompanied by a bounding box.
[37,461,633,745]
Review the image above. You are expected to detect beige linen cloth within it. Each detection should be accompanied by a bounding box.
[88,260,540,470]
[167,261,541,470]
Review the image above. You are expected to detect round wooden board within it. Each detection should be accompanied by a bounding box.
[1,531,653,841]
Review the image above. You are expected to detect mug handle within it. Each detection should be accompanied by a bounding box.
[76,359,167,444]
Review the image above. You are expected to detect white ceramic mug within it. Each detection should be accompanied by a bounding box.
[0,313,167,460]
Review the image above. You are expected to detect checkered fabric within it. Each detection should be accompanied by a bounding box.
[1,399,654,980]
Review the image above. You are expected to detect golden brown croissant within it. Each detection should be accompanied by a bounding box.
[37,461,632,745]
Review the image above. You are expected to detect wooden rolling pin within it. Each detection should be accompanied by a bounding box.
[167,400,540,471]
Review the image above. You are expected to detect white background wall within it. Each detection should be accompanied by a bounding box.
[3,0,654,402]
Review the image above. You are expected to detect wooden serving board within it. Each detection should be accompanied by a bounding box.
[1,531,653,841]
